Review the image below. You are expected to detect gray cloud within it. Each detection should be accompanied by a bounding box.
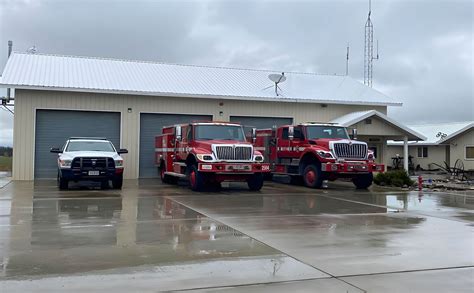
[0,0,472,146]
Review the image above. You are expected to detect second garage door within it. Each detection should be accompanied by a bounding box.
[139,113,212,178]
[230,116,293,133]
[35,110,121,179]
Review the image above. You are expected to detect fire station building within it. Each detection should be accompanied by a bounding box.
[0,52,425,180]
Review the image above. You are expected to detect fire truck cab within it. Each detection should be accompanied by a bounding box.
[155,122,270,191]
[254,123,384,189]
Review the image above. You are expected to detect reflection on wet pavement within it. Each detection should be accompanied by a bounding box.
[1,179,473,292]
[2,191,313,279]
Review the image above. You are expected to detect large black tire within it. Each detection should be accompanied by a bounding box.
[58,173,69,190]
[303,164,323,188]
[247,173,264,191]
[159,165,177,184]
[188,165,205,191]
[352,173,374,189]
[101,180,110,190]
[112,174,123,189]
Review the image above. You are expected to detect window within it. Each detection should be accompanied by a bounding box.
[66,141,115,152]
[282,127,304,140]
[306,126,349,139]
[466,146,474,160]
[194,125,245,141]
[417,146,428,158]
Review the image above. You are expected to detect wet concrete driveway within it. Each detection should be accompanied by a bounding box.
[0,179,473,292]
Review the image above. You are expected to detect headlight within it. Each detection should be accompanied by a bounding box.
[254,155,264,162]
[368,153,375,160]
[115,159,124,167]
[59,159,72,168]
[196,154,214,161]
[316,151,333,159]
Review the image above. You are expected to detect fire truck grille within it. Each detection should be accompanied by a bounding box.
[333,143,367,159]
[215,146,253,161]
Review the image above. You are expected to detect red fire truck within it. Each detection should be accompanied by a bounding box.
[155,122,270,191]
[254,123,384,189]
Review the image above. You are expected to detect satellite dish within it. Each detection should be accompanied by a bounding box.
[26,46,38,54]
[263,72,286,96]
[268,73,286,83]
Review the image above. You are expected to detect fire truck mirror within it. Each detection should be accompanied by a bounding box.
[288,126,294,141]
[351,128,358,140]
[175,125,182,141]
[251,128,257,143]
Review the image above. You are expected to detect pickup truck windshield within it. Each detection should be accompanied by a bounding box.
[306,126,349,139]
[195,125,246,141]
[66,141,115,152]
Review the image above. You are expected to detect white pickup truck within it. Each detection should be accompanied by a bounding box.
[50,137,128,190]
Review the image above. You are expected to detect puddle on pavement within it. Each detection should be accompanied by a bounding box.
[172,194,389,218]
[0,197,283,279]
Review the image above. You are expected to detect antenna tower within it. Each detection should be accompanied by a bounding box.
[364,0,379,87]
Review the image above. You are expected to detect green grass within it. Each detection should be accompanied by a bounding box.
[0,156,12,171]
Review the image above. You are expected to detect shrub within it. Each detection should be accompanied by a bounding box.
[374,170,414,187]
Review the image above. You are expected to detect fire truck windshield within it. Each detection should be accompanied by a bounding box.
[306,126,349,139]
[194,125,246,141]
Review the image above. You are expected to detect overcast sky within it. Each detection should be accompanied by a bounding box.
[0,0,473,147]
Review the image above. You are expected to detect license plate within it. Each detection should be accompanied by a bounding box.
[88,171,100,176]
[227,165,250,171]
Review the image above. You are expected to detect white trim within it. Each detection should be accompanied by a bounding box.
[1,84,403,107]
[230,115,294,123]
[32,108,123,179]
[137,111,214,178]
[439,123,474,144]
[465,145,474,160]
[330,110,427,141]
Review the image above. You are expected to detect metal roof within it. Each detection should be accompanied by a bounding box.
[387,121,474,146]
[0,52,401,106]
[330,110,426,141]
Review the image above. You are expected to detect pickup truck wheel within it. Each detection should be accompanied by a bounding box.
[352,173,373,189]
[247,173,264,191]
[303,164,323,188]
[112,175,123,189]
[101,180,110,190]
[188,165,205,191]
[58,174,69,190]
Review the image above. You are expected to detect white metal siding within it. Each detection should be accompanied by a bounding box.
[12,89,387,180]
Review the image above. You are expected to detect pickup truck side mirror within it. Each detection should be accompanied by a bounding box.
[50,147,62,153]
[118,149,128,154]
[288,126,294,141]
[251,128,257,143]
[351,128,358,140]
[175,125,182,142]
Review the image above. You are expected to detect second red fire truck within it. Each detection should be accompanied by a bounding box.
[254,123,384,189]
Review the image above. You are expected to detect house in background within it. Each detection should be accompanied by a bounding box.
[387,122,474,171]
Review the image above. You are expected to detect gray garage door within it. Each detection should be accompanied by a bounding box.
[35,110,121,179]
[139,113,212,178]
[230,116,293,134]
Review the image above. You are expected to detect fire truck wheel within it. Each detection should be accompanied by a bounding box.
[247,173,264,191]
[160,166,177,184]
[303,164,323,188]
[188,165,205,191]
[352,173,373,189]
